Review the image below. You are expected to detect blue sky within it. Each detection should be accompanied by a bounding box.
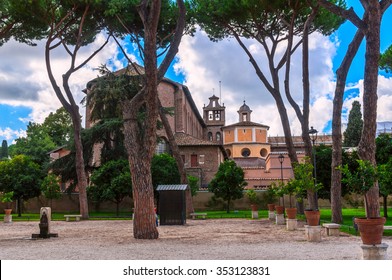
[1,1,392,145]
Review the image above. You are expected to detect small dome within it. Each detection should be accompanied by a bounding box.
[239,101,251,111]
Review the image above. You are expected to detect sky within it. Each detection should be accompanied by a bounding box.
[1,1,392,145]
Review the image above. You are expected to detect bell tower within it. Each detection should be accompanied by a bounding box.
[238,100,252,122]
[203,95,225,143]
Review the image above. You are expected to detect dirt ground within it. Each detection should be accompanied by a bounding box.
[1,218,391,260]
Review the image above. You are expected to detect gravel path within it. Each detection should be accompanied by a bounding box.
[1,219,391,260]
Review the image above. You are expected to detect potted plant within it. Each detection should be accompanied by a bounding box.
[264,187,277,212]
[270,181,285,215]
[246,189,259,212]
[284,180,297,219]
[1,191,14,223]
[340,160,386,245]
[292,159,323,225]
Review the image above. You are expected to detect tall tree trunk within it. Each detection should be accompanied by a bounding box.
[357,1,381,218]
[123,98,159,239]
[331,30,364,223]
[301,8,318,210]
[70,111,89,219]
[120,0,186,239]
[122,0,162,239]
[45,42,90,219]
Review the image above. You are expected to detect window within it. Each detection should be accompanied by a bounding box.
[208,132,213,141]
[208,111,213,120]
[214,111,220,120]
[260,148,268,158]
[225,149,232,158]
[242,113,247,121]
[241,148,251,157]
[216,132,221,141]
[155,138,169,154]
[191,154,198,167]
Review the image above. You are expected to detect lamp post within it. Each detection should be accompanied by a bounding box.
[308,126,318,209]
[278,153,284,208]
[278,153,284,183]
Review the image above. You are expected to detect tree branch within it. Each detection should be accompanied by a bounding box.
[318,0,367,30]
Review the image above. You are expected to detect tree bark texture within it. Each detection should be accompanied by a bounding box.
[331,29,364,223]
[70,110,89,219]
[357,1,381,218]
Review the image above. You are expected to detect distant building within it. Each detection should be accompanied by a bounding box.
[51,65,335,192]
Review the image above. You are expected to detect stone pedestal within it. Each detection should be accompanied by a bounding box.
[360,243,389,260]
[4,214,12,223]
[251,211,259,219]
[305,225,322,242]
[276,214,285,225]
[268,211,276,221]
[286,219,297,231]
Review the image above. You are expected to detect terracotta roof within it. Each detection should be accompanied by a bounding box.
[174,133,220,146]
[268,135,333,146]
[222,121,269,129]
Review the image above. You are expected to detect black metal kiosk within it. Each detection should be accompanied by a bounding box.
[157,184,188,225]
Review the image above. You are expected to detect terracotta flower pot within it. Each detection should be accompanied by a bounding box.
[250,204,258,212]
[354,217,386,245]
[267,204,275,211]
[304,210,320,226]
[275,205,284,215]
[285,208,297,219]
[4,209,12,215]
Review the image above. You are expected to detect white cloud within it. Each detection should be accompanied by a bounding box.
[174,30,338,135]
[0,33,121,130]
[341,75,392,126]
[0,127,26,142]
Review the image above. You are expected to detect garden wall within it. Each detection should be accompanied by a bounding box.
[1,192,391,214]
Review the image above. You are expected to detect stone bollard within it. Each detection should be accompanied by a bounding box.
[268,211,276,221]
[305,225,322,242]
[251,211,259,219]
[276,214,285,225]
[286,219,297,231]
[360,243,389,260]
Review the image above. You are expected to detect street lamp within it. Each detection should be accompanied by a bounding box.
[278,153,284,184]
[308,126,318,209]
[278,153,285,208]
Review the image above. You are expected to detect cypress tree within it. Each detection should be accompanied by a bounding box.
[343,101,363,147]
[0,140,8,160]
